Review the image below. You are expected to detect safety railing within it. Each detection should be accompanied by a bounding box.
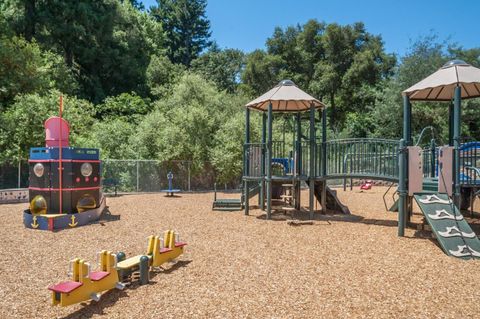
[244,143,264,178]
[318,138,400,181]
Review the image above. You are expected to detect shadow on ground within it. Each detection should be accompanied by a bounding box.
[61,260,192,319]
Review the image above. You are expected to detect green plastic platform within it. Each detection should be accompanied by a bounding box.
[212,183,260,211]
[414,193,480,260]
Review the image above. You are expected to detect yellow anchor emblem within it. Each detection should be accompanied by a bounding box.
[31,216,39,229]
[69,215,78,227]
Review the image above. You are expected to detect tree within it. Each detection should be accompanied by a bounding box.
[150,0,211,66]
[95,92,150,122]
[0,36,78,108]
[146,54,185,98]
[241,50,283,97]
[191,44,245,93]
[242,20,396,130]
[0,90,95,162]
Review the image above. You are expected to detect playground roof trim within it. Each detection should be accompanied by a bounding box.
[245,80,326,112]
[403,60,480,101]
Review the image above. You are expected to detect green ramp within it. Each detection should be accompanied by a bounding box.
[414,193,480,260]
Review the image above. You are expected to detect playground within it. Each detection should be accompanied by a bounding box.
[1,189,480,318]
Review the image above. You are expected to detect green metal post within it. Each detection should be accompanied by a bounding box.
[398,138,407,237]
[244,108,251,214]
[403,95,412,146]
[139,255,150,285]
[453,86,461,207]
[430,139,436,178]
[309,103,315,219]
[402,95,412,221]
[321,108,327,212]
[266,103,273,219]
[448,102,454,146]
[295,113,301,210]
[261,113,266,210]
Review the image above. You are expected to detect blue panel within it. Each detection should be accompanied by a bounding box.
[30,147,100,160]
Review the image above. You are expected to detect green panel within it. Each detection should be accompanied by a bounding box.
[414,193,480,260]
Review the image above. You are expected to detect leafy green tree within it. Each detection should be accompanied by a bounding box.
[191,44,245,93]
[134,72,245,171]
[86,118,137,159]
[150,0,211,66]
[95,92,150,122]
[0,36,78,108]
[146,54,185,98]
[241,50,283,97]
[211,111,260,183]
[0,90,95,162]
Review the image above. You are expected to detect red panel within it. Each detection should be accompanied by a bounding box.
[90,271,110,281]
[159,248,173,253]
[48,281,82,293]
[174,242,187,248]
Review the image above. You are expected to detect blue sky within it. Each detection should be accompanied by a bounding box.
[142,0,479,57]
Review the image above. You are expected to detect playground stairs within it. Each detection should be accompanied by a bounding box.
[309,181,350,214]
[272,183,296,212]
[414,192,480,259]
[212,183,260,211]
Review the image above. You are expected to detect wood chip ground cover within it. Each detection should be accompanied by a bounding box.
[0,187,479,318]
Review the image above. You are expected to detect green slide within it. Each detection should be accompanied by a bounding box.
[414,193,480,260]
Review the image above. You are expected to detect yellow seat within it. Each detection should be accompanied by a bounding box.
[117,255,152,270]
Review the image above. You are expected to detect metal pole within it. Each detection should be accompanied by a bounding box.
[136,160,139,192]
[188,161,191,191]
[448,102,454,146]
[398,138,407,236]
[261,113,267,210]
[321,109,327,212]
[17,157,21,188]
[453,86,461,207]
[430,139,436,178]
[402,95,412,221]
[244,108,251,213]
[295,113,301,210]
[266,103,273,219]
[309,103,315,219]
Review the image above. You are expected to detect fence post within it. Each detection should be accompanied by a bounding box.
[188,161,191,191]
[18,158,21,188]
[136,160,139,192]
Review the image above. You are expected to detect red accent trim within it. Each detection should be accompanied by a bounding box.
[159,248,173,253]
[49,281,83,293]
[29,186,100,191]
[90,271,110,281]
[48,218,54,231]
[29,159,100,163]
[175,242,187,248]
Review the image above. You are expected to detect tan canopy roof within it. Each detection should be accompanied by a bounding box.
[403,60,480,101]
[245,80,326,112]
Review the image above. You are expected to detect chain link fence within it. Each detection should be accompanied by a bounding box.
[1,159,239,193]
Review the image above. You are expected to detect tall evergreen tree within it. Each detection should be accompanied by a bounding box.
[150,0,211,66]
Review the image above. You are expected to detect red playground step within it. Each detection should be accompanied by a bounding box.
[48,281,83,294]
[90,271,110,281]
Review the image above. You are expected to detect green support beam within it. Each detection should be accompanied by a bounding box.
[244,108,250,215]
[266,102,273,219]
[260,112,266,210]
[309,103,315,219]
[453,86,462,207]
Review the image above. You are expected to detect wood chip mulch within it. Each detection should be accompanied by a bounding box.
[1,187,480,318]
